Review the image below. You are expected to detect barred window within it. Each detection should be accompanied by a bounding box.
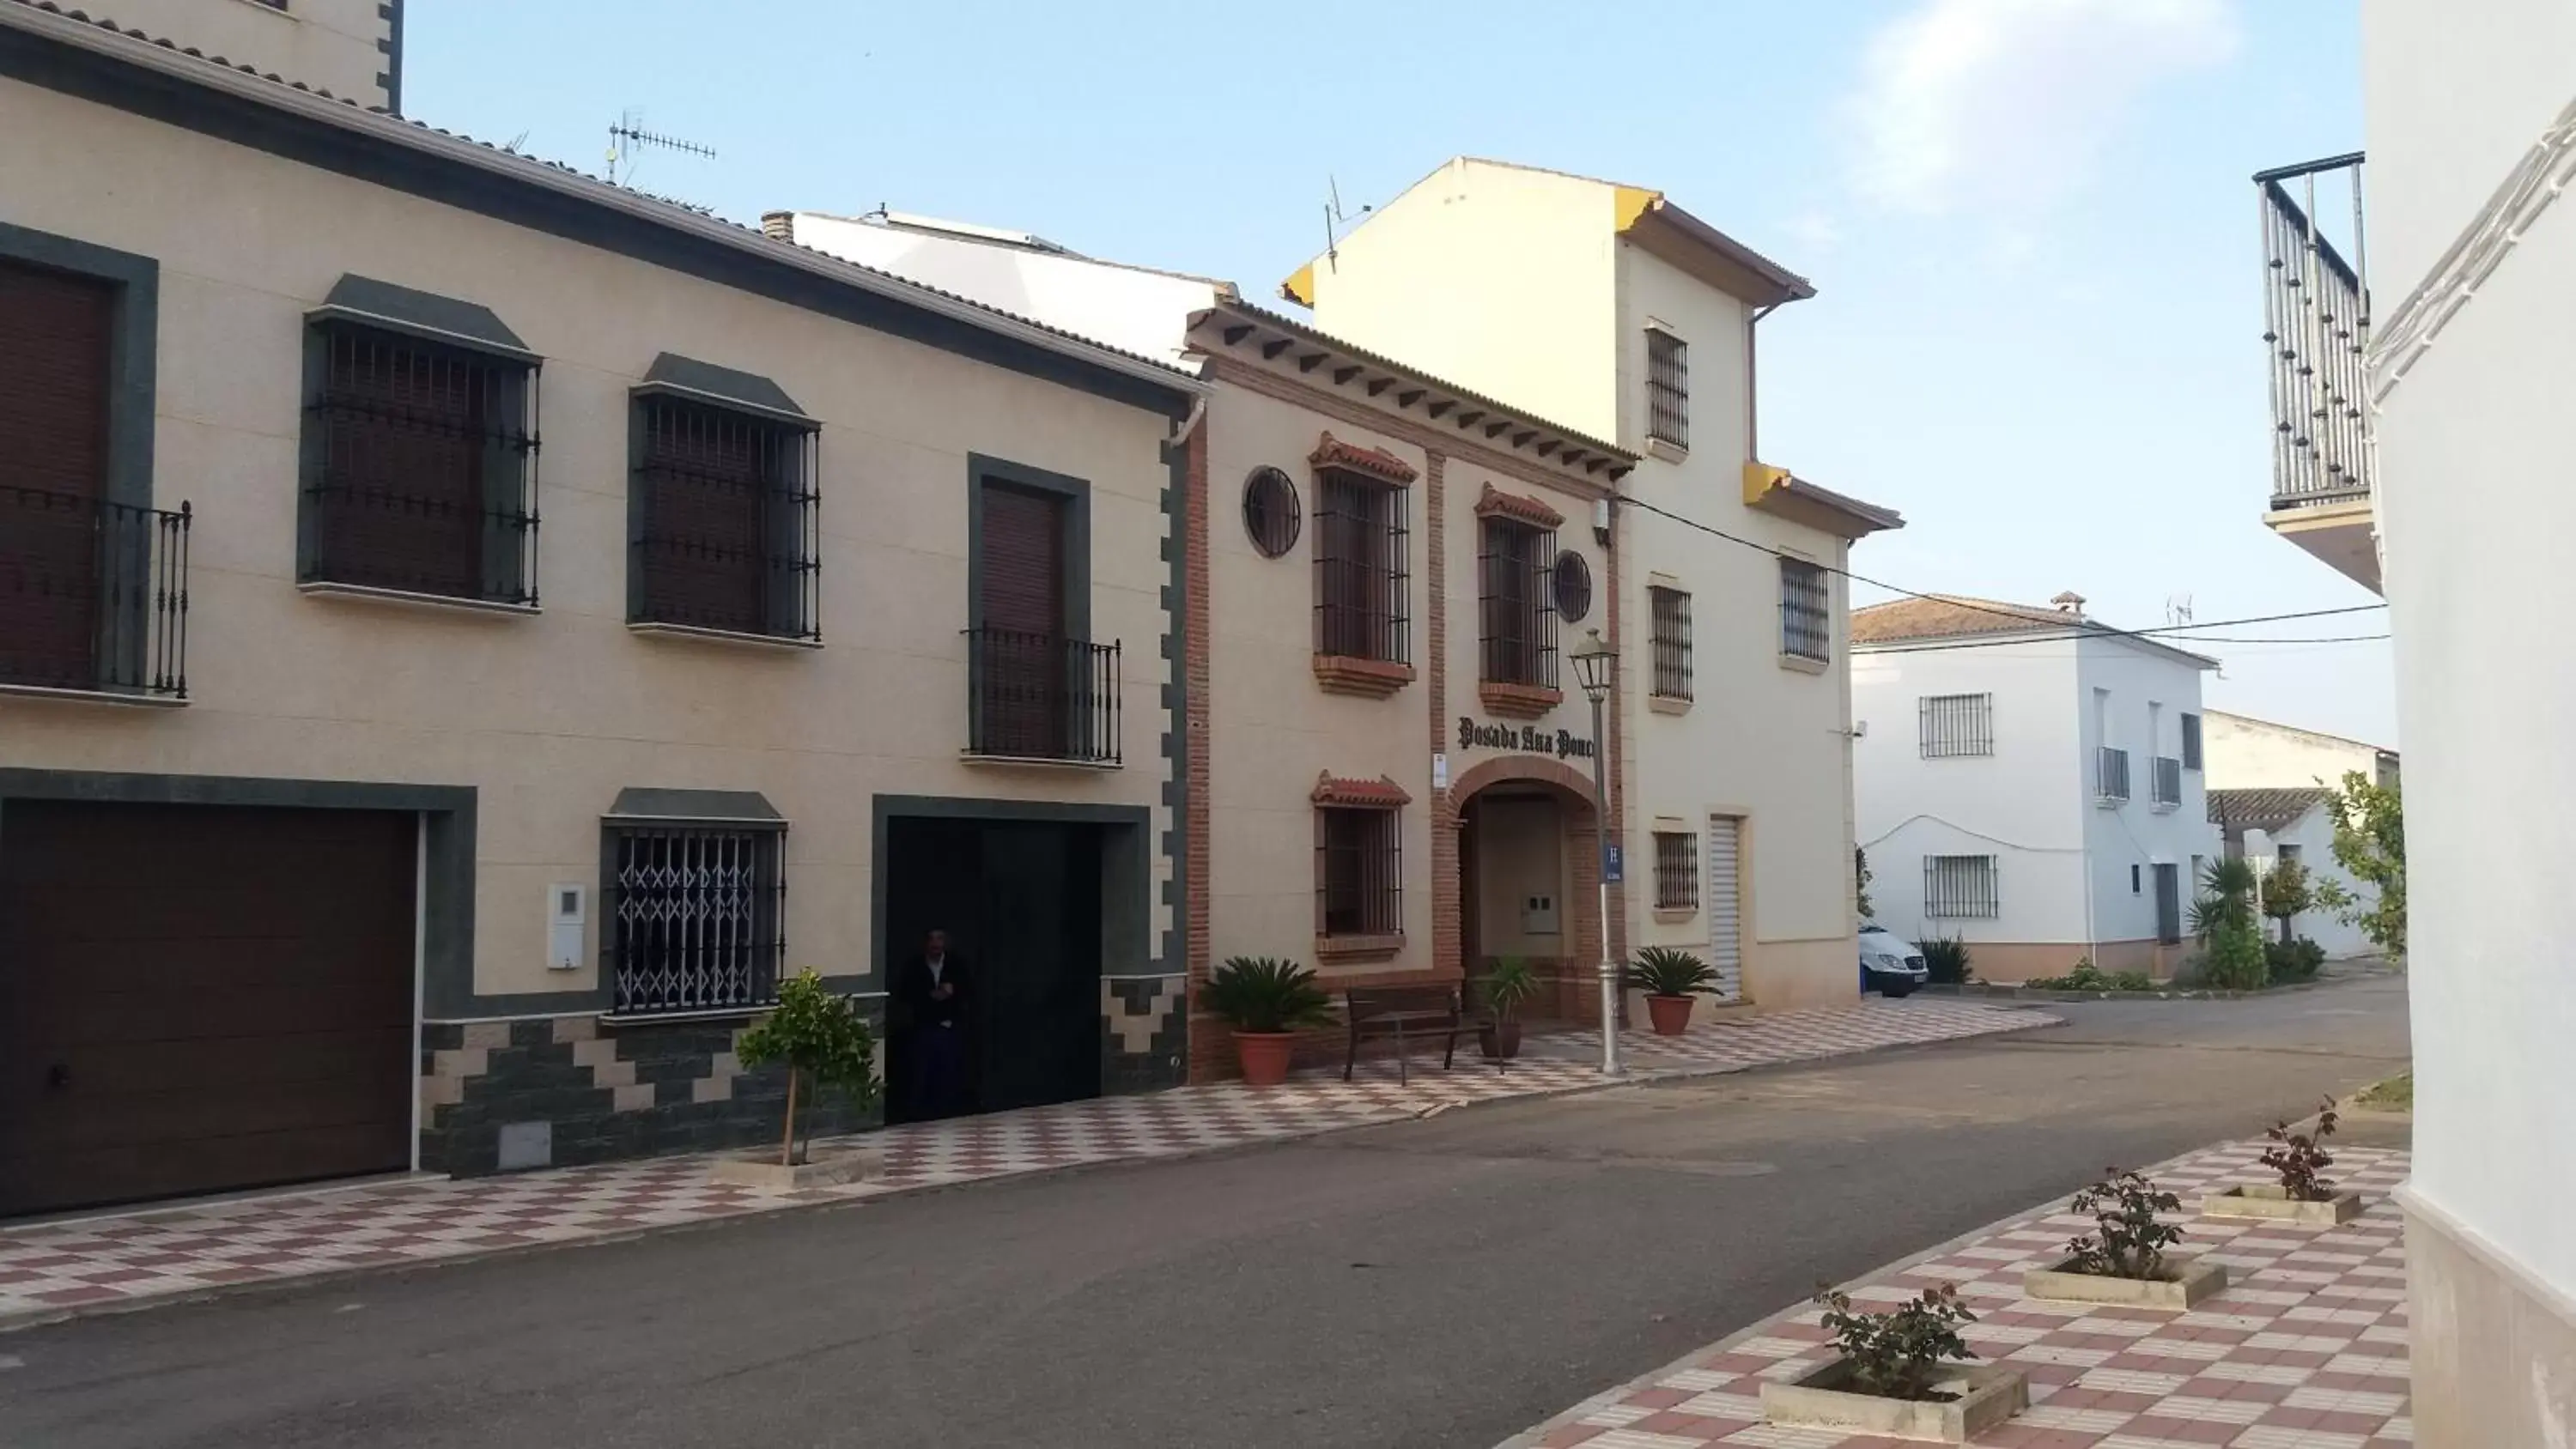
[1317,806,1402,937]
[301,323,538,604]
[1654,831,1699,912]
[1646,328,1688,450]
[605,824,785,1016]
[1780,558,1831,662]
[1552,549,1593,622]
[1243,465,1301,558]
[2180,712,2203,771]
[1315,470,1409,664]
[631,394,820,641]
[1918,694,1994,757]
[1923,854,1999,919]
[1478,517,1558,688]
[1649,586,1692,700]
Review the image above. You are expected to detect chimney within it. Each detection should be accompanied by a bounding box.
[759,210,795,243]
[2050,591,2087,615]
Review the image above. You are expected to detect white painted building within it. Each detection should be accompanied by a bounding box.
[2204,788,2377,961]
[2202,710,2397,793]
[1850,595,2221,981]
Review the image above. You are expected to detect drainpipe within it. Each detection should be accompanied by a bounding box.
[1747,302,1781,460]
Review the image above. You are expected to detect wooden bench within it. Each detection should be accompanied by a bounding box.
[1343,986,1466,1085]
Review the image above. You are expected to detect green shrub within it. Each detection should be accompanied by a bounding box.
[1629,945,1716,997]
[2028,958,2105,990]
[1919,937,1971,985]
[2108,969,2154,991]
[2065,1168,2187,1280]
[1813,1282,1978,1401]
[1200,956,1333,1034]
[737,970,881,1167]
[2265,937,2326,982]
[1477,955,1540,1022]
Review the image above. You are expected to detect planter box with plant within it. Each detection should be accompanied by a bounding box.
[1200,956,1332,1086]
[1476,955,1538,1060]
[2205,1100,2363,1224]
[714,970,883,1190]
[2024,1168,2227,1308]
[1629,945,1715,1035]
[1762,1284,2026,1443]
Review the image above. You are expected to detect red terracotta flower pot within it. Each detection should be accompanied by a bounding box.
[1234,1031,1297,1086]
[1646,994,1696,1036]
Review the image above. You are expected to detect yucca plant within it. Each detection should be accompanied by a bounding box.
[1629,945,1716,997]
[1200,956,1333,1034]
[1478,955,1540,1022]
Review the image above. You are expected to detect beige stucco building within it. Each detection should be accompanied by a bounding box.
[0,4,1198,1212]
[1289,159,1901,1010]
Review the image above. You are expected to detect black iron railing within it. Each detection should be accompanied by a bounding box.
[605,825,784,1016]
[0,485,190,699]
[2097,746,2132,803]
[2257,154,2372,510]
[963,627,1121,765]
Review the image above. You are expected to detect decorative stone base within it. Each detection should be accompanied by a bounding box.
[2025,1252,2228,1309]
[1761,1361,2027,1442]
[1101,975,1187,1094]
[2202,1184,2365,1225]
[2403,1186,2576,1449]
[709,1146,885,1190]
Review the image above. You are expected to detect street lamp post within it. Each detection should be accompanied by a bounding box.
[1571,627,1622,1077]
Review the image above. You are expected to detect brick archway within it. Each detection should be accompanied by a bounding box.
[1444,752,1619,1024]
[1447,753,1601,815]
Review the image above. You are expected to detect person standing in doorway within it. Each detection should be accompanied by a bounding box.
[896,928,971,1119]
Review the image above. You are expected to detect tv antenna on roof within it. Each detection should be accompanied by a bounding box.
[606,108,714,188]
[1320,175,1370,277]
[2166,594,2195,627]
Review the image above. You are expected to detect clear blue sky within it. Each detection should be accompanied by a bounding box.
[410,0,2394,745]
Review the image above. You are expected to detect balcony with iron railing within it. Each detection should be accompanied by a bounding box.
[962,627,1121,767]
[2256,153,2382,592]
[2096,746,2131,805]
[0,485,191,706]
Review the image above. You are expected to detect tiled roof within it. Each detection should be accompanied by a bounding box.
[1473,483,1566,530]
[1309,433,1418,485]
[0,0,1200,390]
[1850,595,2081,645]
[1309,773,1413,809]
[2208,787,2329,835]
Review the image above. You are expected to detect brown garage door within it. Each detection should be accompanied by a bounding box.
[0,802,416,1216]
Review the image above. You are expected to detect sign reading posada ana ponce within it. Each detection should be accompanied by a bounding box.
[1456,717,1596,761]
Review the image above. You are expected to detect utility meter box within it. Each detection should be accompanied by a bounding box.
[548,883,586,972]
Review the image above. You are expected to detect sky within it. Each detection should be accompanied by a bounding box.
[409,0,2395,746]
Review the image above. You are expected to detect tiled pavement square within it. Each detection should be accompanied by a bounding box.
[1505,1142,2412,1449]
[0,999,2049,1326]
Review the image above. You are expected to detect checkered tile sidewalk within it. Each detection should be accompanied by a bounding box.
[1511,1143,2414,1449]
[0,998,2047,1328]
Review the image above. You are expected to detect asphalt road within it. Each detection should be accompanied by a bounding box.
[0,975,2410,1449]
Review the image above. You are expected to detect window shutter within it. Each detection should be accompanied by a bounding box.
[1706,816,1742,1003]
[981,483,1065,638]
[0,262,114,688]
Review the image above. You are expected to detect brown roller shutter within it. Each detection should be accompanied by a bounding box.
[0,260,114,689]
[637,396,771,634]
[978,483,1066,755]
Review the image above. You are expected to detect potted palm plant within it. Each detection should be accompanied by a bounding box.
[1630,946,1716,1035]
[1475,956,1539,1059]
[1200,956,1332,1086]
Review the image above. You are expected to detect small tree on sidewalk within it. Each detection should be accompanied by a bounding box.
[2261,857,2314,947]
[737,970,880,1167]
[2314,771,2405,958]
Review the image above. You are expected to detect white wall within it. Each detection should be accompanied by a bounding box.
[2076,638,2222,949]
[2203,711,2393,791]
[2242,809,2376,961]
[1851,638,2087,947]
[2366,0,2576,1307]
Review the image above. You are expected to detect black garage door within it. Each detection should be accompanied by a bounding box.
[0,802,417,1216]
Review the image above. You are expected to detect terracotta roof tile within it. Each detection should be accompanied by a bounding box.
[1309,433,1418,486]
[1310,773,1412,809]
[1473,483,1565,530]
[1850,595,2081,645]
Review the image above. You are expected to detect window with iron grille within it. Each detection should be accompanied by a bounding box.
[1317,806,1401,937]
[1646,328,1688,450]
[1779,558,1830,662]
[1314,470,1409,664]
[2180,712,2203,771]
[605,824,785,1016]
[1478,517,1558,687]
[1918,694,1994,757]
[300,322,538,604]
[1242,466,1300,558]
[630,394,820,641]
[1552,549,1593,622]
[1923,854,1999,919]
[1654,831,1699,912]
[1649,586,1692,699]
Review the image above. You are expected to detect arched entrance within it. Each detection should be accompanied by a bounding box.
[1449,755,1613,1026]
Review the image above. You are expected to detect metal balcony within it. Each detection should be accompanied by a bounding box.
[2153,756,2184,810]
[2096,746,2131,805]
[0,485,190,703]
[2257,155,2372,512]
[963,627,1121,766]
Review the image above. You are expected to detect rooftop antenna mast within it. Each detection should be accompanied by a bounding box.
[2166,594,2195,627]
[1321,176,1370,276]
[606,107,714,188]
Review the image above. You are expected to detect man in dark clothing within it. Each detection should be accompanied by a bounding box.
[895,928,971,1119]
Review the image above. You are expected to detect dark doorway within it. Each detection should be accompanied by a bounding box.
[0,801,416,1216]
[2154,863,2184,945]
[882,816,1103,1124]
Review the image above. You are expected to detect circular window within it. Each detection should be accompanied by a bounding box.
[1242,466,1302,558]
[1553,549,1594,621]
